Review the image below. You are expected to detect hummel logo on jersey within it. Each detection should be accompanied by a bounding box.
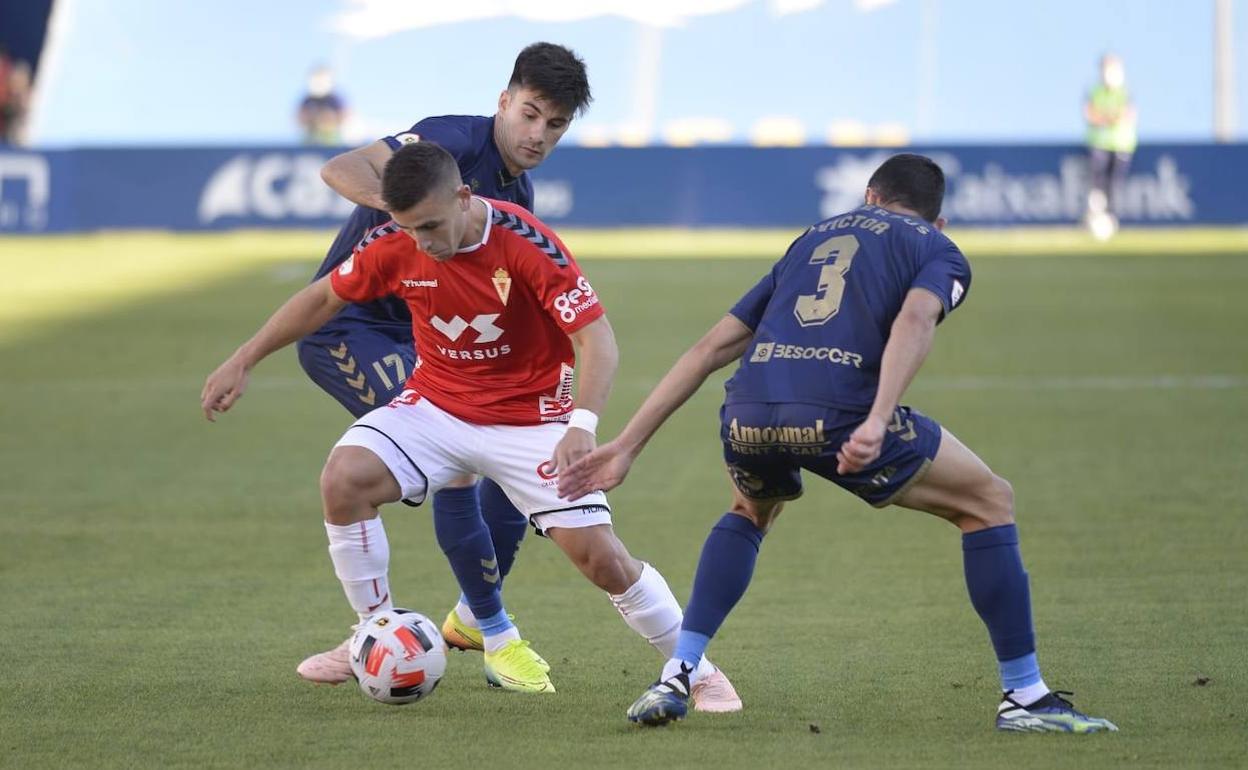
[401,279,438,288]
[951,279,965,307]
[432,314,504,343]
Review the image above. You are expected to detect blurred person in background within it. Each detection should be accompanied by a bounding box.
[0,46,14,145]
[3,58,32,146]
[1083,53,1137,240]
[297,64,346,146]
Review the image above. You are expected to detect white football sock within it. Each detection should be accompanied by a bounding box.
[661,657,695,682]
[454,598,479,629]
[483,627,521,654]
[610,562,715,680]
[1008,680,1051,708]
[325,517,392,623]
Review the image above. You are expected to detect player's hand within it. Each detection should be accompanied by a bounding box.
[837,413,887,474]
[200,355,250,422]
[557,439,635,500]
[550,426,596,478]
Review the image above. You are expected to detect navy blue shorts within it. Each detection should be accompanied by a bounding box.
[720,402,943,507]
[297,329,415,419]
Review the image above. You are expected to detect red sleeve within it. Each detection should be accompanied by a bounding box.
[510,219,606,334]
[329,238,395,303]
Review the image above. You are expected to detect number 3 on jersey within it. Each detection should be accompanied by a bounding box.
[794,234,860,327]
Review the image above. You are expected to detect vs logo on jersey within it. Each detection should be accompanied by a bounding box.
[432,314,504,343]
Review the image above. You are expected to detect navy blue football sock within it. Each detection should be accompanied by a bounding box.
[676,513,766,665]
[433,486,504,621]
[477,477,527,581]
[962,524,1043,689]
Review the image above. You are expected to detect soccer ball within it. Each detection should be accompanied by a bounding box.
[349,609,447,705]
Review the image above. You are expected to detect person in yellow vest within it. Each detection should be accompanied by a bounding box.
[1083,54,1137,239]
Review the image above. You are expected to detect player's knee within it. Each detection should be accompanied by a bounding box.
[729,498,783,533]
[973,475,1015,528]
[320,448,390,524]
[444,472,477,489]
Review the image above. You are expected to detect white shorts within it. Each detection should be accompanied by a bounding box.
[333,395,611,534]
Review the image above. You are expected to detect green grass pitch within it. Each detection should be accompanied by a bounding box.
[1,228,1246,768]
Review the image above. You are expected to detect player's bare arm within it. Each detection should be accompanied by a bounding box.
[837,288,943,474]
[201,276,347,421]
[557,314,753,500]
[320,140,394,210]
[550,316,618,474]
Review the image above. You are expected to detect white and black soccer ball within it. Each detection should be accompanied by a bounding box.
[349,609,447,705]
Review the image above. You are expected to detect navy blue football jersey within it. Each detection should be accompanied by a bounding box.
[724,205,971,412]
[308,115,534,336]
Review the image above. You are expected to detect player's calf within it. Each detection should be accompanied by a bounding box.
[547,523,642,594]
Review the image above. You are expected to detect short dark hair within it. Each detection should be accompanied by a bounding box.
[381,142,461,212]
[508,42,592,117]
[866,153,946,222]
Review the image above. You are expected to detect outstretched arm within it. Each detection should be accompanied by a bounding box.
[568,315,619,418]
[836,288,942,473]
[556,314,754,499]
[201,276,346,421]
[550,316,618,473]
[320,140,394,210]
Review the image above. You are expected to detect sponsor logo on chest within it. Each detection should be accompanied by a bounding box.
[430,313,512,361]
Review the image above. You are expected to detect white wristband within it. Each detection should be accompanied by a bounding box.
[566,408,599,435]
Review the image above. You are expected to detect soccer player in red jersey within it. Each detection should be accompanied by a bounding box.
[201,142,741,706]
[301,43,591,670]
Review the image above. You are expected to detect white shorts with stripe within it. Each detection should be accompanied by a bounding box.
[333,393,611,534]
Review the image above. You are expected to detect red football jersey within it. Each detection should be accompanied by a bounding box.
[329,198,606,426]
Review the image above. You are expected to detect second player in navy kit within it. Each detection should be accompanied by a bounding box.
[717,201,968,506]
[558,154,1116,733]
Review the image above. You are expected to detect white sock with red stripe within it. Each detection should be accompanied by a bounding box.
[610,563,715,680]
[325,517,393,622]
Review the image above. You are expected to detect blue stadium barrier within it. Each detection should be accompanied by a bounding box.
[0,144,1240,233]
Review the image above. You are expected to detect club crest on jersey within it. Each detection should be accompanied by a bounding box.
[492,268,513,305]
[393,133,421,145]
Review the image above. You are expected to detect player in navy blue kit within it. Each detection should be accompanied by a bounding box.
[558,155,1117,733]
[291,43,592,683]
